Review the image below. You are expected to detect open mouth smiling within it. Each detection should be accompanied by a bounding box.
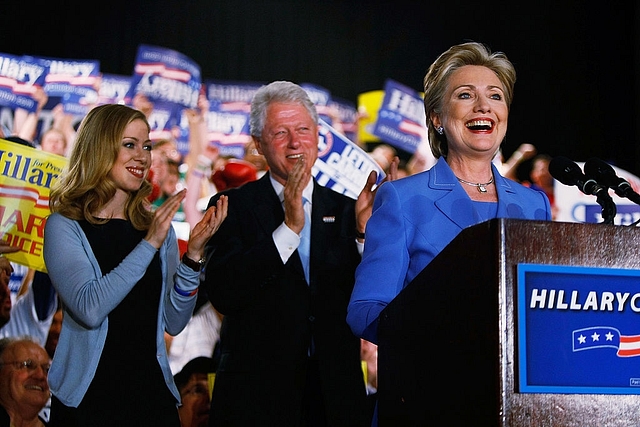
[465,119,493,131]
[126,167,146,178]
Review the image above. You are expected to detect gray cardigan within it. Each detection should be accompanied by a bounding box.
[43,213,199,407]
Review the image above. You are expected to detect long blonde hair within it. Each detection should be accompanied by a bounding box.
[49,104,154,230]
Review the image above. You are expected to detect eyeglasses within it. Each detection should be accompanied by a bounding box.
[0,359,51,374]
[182,383,210,397]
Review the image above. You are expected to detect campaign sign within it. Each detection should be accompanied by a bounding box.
[315,118,384,200]
[128,44,201,110]
[42,56,100,115]
[204,101,251,159]
[329,96,358,143]
[0,53,48,113]
[301,83,333,126]
[97,73,131,105]
[0,139,67,272]
[372,79,427,154]
[147,101,181,142]
[517,263,640,394]
[357,90,384,143]
[206,79,264,112]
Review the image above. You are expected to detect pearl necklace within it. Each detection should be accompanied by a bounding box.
[456,175,494,193]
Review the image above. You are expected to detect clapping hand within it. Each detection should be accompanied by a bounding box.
[145,189,189,249]
[355,156,400,235]
[186,195,228,261]
[283,157,311,235]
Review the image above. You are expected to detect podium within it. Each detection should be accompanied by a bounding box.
[377,218,640,426]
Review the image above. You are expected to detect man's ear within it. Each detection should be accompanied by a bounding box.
[252,135,264,155]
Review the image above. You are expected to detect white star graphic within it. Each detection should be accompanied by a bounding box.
[591,332,600,342]
[578,334,586,344]
[605,332,614,341]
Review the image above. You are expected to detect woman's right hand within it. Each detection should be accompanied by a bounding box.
[145,189,187,249]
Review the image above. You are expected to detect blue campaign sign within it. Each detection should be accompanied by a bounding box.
[202,101,251,159]
[98,73,131,105]
[40,56,100,116]
[315,118,384,200]
[128,44,201,110]
[0,53,48,113]
[517,263,640,394]
[206,79,264,109]
[372,79,426,154]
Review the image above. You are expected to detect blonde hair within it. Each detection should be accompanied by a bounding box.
[423,42,516,158]
[49,104,154,230]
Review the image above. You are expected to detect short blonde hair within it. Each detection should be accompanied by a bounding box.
[423,42,516,158]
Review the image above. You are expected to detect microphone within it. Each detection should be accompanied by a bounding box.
[549,156,616,224]
[583,157,638,200]
[549,156,603,196]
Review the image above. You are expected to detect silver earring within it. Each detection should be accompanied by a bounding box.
[436,126,444,135]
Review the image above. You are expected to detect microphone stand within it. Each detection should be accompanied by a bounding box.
[595,191,617,224]
[583,179,616,224]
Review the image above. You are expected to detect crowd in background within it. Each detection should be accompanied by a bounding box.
[0,65,555,426]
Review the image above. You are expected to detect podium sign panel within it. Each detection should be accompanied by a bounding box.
[377,218,640,426]
[518,263,640,394]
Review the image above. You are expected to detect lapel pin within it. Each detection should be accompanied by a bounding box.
[322,216,336,223]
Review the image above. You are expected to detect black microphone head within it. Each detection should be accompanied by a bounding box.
[549,156,586,187]
[584,157,623,188]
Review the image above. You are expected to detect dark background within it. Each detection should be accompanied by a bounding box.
[3,1,639,176]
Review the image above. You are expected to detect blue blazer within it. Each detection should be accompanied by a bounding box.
[347,157,551,344]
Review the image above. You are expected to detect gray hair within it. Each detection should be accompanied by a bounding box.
[249,81,319,138]
[0,336,38,362]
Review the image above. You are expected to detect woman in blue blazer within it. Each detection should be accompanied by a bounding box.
[347,41,552,346]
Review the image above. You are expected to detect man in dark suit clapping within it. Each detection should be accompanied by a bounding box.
[202,81,395,426]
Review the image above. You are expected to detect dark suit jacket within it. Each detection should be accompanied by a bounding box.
[203,174,370,426]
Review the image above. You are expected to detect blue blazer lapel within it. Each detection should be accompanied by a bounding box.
[493,167,522,218]
[430,159,481,230]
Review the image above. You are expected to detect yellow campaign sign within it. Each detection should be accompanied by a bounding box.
[356,90,384,144]
[0,139,67,272]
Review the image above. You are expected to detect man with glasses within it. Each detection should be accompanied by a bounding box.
[173,356,216,427]
[0,336,51,426]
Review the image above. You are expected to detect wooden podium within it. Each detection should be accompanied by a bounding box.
[376,218,640,426]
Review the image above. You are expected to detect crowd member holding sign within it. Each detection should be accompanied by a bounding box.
[0,243,18,329]
[0,240,57,346]
[43,104,228,427]
[202,81,397,426]
[0,138,58,348]
[347,42,551,350]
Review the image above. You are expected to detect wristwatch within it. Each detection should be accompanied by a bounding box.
[182,254,205,272]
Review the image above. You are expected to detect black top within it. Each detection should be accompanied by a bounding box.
[51,219,179,426]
